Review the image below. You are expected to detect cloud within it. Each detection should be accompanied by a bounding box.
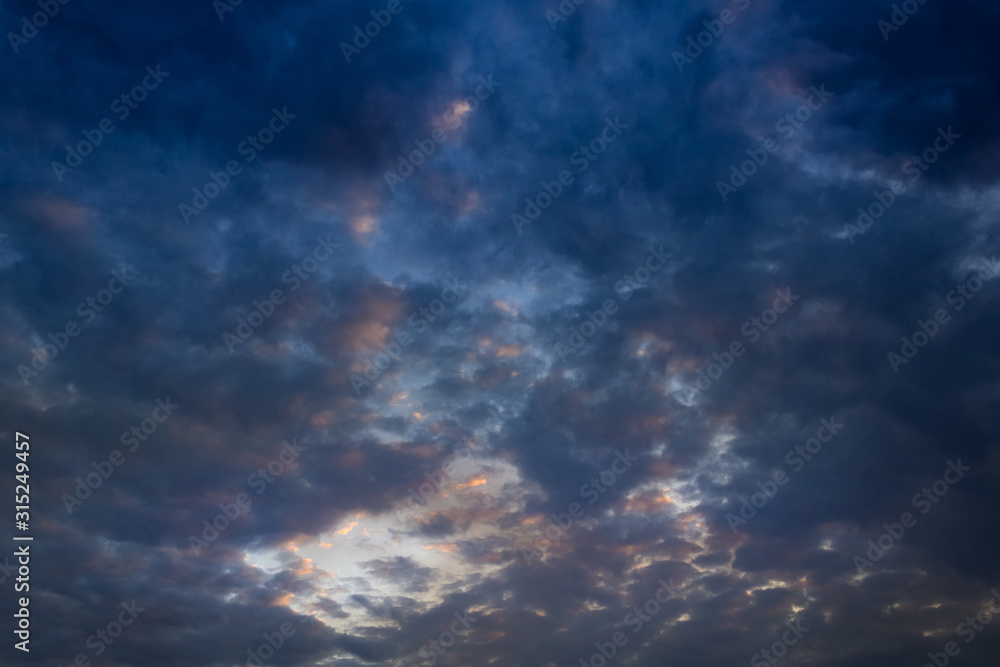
[1,0,998,665]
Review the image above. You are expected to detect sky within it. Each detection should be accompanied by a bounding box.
[1,0,1000,666]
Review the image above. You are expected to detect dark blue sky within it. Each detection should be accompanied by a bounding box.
[2,0,1000,666]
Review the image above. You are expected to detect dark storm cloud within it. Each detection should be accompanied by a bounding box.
[1,0,998,665]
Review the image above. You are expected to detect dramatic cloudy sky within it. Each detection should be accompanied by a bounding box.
[2,0,1000,665]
